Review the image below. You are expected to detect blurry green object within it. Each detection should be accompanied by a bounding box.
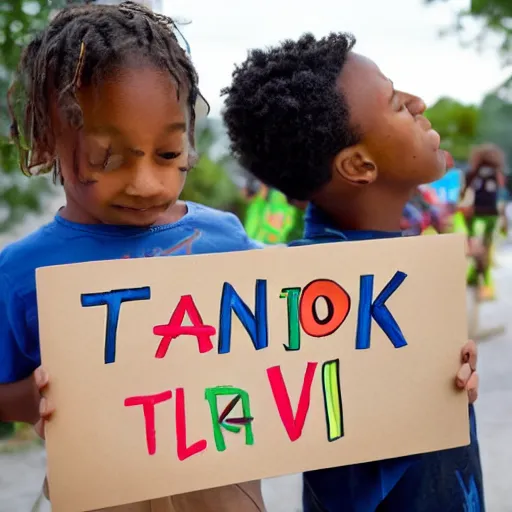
[181,154,239,211]
[0,421,15,440]
[425,98,480,162]
[181,120,242,215]
[244,187,304,244]
[479,86,512,189]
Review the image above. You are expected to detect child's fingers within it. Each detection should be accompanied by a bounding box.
[34,367,49,392]
[34,397,55,440]
[34,419,45,440]
[467,372,479,404]
[461,340,477,371]
[456,363,472,389]
[39,397,54,420]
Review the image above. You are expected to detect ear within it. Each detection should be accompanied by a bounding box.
[332,145,378,186]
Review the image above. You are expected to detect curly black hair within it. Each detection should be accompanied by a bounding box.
[7,1,199,180]
[222,33,360,200]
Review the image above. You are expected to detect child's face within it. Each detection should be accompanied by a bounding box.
[53,66,191,226]
[337,53,446,188]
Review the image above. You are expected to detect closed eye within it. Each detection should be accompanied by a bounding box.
[87,146,124,172]
[158,151,182,160]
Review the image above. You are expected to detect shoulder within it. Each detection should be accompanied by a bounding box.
[0,224,61,383]
[0,221,61,291]
[187,202,244,227]
[185,202,264,251]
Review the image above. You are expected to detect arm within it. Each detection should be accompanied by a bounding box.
[0,375,39,424]
[0,272,41,424]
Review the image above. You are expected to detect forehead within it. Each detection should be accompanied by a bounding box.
[77,66,189,132]
[337,52,392,127]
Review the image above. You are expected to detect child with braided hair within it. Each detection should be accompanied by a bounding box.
[0,2,264,510]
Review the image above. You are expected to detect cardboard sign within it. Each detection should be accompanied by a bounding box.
[37,234,470,512]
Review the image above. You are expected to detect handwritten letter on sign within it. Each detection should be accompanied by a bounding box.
[37,234,470,512]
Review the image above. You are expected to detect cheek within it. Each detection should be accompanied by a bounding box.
[388,124,425,164]
[65,173,121,206]
[169,170,187,195]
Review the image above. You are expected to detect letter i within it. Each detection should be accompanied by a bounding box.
[322,359,344,442]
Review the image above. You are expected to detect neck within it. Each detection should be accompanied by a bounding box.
[314,184,412,232]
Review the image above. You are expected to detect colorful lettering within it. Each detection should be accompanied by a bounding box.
[175,388,207,461]
[124,390,172,455]
[153,295,216,358]
[81,287,151,364]
[299,280,351,337]
[322,359,344,442]
[204,386,254,452]
[218,280,269,354]
[267,362,317,442]
[356,271,408,350]
[280,287,301,351]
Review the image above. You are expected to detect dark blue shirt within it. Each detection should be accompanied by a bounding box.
[291,204,484,512]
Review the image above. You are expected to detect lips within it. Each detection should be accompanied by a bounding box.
[417,115,441,150]
[113,204,165,213]
[427,128,441,150]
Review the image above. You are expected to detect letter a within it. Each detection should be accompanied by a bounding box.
[153,295,216,358]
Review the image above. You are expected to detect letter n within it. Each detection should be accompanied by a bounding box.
[218,280,268,354]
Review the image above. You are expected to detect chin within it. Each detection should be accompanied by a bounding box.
[436,149,448,172]
[424,151,447,184]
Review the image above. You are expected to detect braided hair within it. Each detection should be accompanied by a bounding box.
[8,1,200,180]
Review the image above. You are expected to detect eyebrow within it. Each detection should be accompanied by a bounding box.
[88,122,187,136]
[165,122,187,133]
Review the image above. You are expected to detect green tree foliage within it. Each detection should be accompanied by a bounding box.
[181,120,246,217]
[426,0,512,63]
[0,0,57,232]
[426,89,512,180]
[479,80,512,177]
[426,1,512,181]
[425,98,480,161]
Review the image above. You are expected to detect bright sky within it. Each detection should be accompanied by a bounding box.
[161,0,511,117]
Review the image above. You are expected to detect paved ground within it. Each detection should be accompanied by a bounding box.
[1,246,511,512]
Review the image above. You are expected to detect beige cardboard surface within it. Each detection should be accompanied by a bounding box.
[36,234,470,512]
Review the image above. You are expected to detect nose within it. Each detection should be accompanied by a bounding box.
[124,165,165,199]
[403,93,427,116]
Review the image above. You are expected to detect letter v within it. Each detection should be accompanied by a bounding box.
[267,362,317,442]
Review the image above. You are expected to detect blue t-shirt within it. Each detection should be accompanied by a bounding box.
[292,205,484,512]
[0,202,261,384]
